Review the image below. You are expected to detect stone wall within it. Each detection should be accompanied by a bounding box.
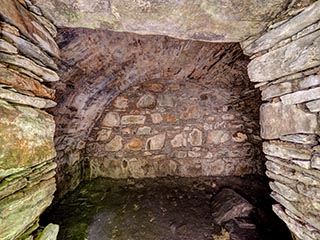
[86,75,262,178]
[243,1,320,239]
[0,1,59,239]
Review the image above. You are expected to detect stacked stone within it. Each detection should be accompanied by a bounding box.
[242,2,320,239]
[86,75,262,179]
[0,1,59,239]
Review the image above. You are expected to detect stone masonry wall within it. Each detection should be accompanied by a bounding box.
[243,1,320,239]
[0,1,59,239]
[86,68,263,179]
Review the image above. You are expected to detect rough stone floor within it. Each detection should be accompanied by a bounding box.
[41,177,291,240]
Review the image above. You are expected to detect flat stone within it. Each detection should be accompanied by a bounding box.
[280,134,318,145]
[0,39,18,54]
[0,100,56,170]
[247,30,320,82]
[158,94,174,107]
[211,188,254,225]
[136,126,151,135]
[33,0,288,42]
[96,129,112,141]
[243,0,320,54]
[31,13,58,38]
[2,31,58,70]
[0,86,56,109]
[0,0,60,57]
[137,93,156,108]
[261,82,292,100]
[102,112,120,127]
[146,133,166,151]
[121,115,146,125]
[311,154,320,170]
[0,178,56,240]
[171,133,187,148]
[263,141,312,160]
[280,87,320,105]
[188,129,202,146]
[35,223,59,240]
[269,181,299,201]
[207,130,230,144]
[105,135,123,152]
[306,99,320,112]
[125,137,143,151]
[299,75,320,89]
[188,151,201,158]
[0,64,55,99]
[150,113,162,124]
[0,52,59,82]
[260,102,317,139]
[146,83,164,93]
[113,96,128,109]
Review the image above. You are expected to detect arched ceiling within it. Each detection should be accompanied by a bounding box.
[32,0,290,42]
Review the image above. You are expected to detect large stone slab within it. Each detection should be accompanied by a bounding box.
[248,30,320,82]
[0,0,59,57]
[260,102,317,139]
[0,100,56,170]
[280,87,320,105]
[32,0,288,42]
[243,1,320,54]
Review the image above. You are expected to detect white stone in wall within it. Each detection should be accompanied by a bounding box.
[102,112,120,127]
[263,142,312,160]
[150,113,163,124]
[299,75,320,89]
[121,115,146,125]
[280,87,320,105]
[96,129,112,141]
[171,133,187,148]
[137,126,151,135]
[188,128,202,146]
[145,133,166,150]
[261,82,292,100]
[113,96,128,109]
[137,93,156,108]
[269,181,299,201]
[0,39,18,54]
[306,99,320,112]
[280,134,318,145]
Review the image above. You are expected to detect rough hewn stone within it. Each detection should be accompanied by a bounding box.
[150,113,162,124]
[32,0,288,42]
[280,134,318,145]
[299,75,320,89]
[0,0,60,57]
[121,115,146,125]
[311,154,320,170]
[171,133,187,148]
[261,82,292,100]
[0,100,56,170]
[0,39,18,54]
[105,135,123,152]
[280,87,320,105]
[188,129,202,146]
[125,137,143,151]
[146,133,166,151]
[136,126,151,136]
[0,53,59,82]
[211,188,254,225]
[0,86,56,109]
[101,112,120,127]
[96,129,112,141]
[207,130,230,144]
[248,30,320,82]
[260,102,317,139]
[306,99,320,112]
[137,93,156,108]
[243,1,320,54]
[113,96,128,109]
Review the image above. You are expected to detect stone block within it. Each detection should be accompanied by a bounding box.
[306,99,320,112]
[261,81,292,100]
[263,142,312,160]
[125,137,143,151]
[0,39,18,54]
[113,96,128,109]
[121,115,146,125]
[299,75,320,89]
[171,133,187,148]
[260,102,317,139]
[146,133,166,151]
[207,130,230,144]
[248,30,320,82]
[102,112,120,127]
[280,87,320,105]
[311,154,320,170]
[105,135,123,152]
[137,93,156,108]
[280,134,318,145]
[96,129,112,141]
[0,100,56,170]
[137,126,151,135]
[150,113,162,124]
[211,188,254,225]
[188,128,202,146]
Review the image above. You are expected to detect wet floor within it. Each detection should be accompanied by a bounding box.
[41,176,292,240]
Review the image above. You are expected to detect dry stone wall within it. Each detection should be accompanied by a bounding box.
[243,2,320,239]
[0,1,59,239]
[86,68,262,179]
